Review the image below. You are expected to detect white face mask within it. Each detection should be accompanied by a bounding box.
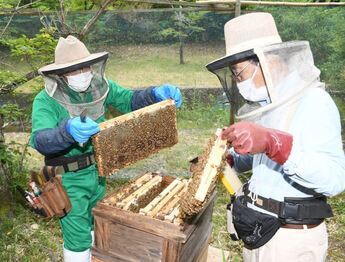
[237,66,269,103]
[66,71,93,92]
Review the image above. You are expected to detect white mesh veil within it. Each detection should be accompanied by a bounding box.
[42,57,109,120]
[207,41,324,121]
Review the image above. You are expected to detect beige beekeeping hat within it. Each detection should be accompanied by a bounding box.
[206,12,282,71]
[225,12,282,56]
[39,35,108,74]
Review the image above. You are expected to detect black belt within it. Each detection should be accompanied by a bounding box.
[45,152,96,173]
[242,184,333,223]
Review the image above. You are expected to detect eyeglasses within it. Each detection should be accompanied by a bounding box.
[230,61,257,82]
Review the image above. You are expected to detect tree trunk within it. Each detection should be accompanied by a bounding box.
[179,37,184,65]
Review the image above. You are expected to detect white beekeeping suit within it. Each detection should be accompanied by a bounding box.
[242,41,345,201]
[207,12,345,262]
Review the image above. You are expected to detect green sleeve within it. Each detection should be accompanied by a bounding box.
[105,80,134,114]
[30,90,68,147]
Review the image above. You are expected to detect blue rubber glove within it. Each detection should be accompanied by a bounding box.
[152,84,182,108]
[66,116,100,143]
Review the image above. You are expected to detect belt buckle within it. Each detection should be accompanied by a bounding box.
[247,191,264,206]
[281,202,301,219]
[249,191,258,204]
[77,157,88,170]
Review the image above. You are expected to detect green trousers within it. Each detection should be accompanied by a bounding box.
[60,165,106,252]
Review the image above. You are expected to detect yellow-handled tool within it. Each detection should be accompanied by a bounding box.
[219,164,242,195]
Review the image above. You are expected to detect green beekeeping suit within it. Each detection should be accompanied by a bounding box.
[30,80,133,251]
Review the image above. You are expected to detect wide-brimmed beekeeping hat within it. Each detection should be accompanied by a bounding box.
[206,12,322,121]
[207,12,282,68]
[39,35,108,75]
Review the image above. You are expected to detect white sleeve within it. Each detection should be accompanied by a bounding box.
[283,88,345,196]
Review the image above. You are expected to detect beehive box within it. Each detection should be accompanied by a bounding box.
[92,173,216,262]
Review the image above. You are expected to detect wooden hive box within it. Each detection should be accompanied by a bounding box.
[92,173,216,262]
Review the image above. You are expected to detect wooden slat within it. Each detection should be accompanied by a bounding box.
[93,204,186,241]
[94,217,110,251]
[107,223,163,261]
[118,175,162,210]
[91,255,104,262]
[147,181,186,217]
[140,178,181,215]
[98,100,175,130]
[195,235,211,262]
[194,129,227,201]
[165,205,181,223]
[134,172,155,186]
[157,187,186,219]
[104,173,154,205]
[180,203,214,262]
[161,239,181,262]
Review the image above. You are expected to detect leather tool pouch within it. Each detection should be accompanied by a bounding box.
[231,195,281,249]
[28,177,72,219]
[39,177,72,218]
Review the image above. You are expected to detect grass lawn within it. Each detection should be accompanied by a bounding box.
[104,43,223,88]
[1,103,345,261]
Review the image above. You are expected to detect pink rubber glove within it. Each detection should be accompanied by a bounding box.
[221,122,293,165]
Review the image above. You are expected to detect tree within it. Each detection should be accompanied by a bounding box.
[0,28,57,94]
[0,0,118,93]
[160,11,205,64]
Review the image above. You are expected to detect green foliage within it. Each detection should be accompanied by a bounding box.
[0,70,25,89]
[2,28,57,70]
[32,0,140,11]
[33,0,97,11]
[0,0,18,9]
[159,11,206,42]
[177,94,230,130]
[261,7,345,90]
[0,104,29,195]
[158,11,206,63]
[0,104,24,123]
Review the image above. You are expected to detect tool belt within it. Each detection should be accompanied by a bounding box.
[227,183,333,249]
[20,175,72,219]
[242,184,333,224]
[45,152,95,173]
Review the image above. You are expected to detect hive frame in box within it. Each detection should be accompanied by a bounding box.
[93,187,216,262]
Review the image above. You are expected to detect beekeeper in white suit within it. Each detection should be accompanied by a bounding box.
[207,12,345,261]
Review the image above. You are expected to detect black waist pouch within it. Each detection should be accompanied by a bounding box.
[232,195,281,249]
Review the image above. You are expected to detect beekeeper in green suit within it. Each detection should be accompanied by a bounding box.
[30,35,182,262]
